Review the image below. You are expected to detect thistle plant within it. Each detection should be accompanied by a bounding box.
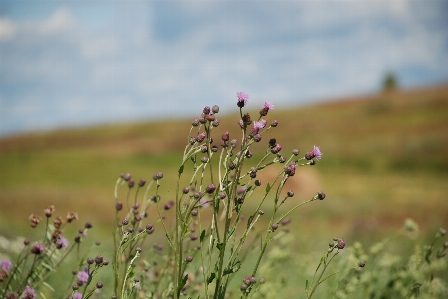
[111,92,339,299]
[0,206,107,299]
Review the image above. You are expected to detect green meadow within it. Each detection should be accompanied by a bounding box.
[1,84,447,297]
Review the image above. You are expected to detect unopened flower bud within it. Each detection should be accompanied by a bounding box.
[271,120,278,127]
[138,179,146,187]
[212,105,219,113]
[336,238,346,249]
[203,106,211,115]
[317,191,326,200]
[206,184,216,194]
[358,260,366,268]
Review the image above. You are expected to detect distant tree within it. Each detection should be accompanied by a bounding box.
[382,72,399,92]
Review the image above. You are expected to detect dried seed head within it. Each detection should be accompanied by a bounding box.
[66,212,78,223]
[29,214,41,228]
[44,205,55,217]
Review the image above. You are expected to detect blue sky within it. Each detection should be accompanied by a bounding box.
[1,0,447,136]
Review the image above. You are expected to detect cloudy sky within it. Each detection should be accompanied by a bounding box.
[1,0,447,136]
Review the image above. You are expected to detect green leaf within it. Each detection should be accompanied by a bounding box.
[166,234,175,250]
[42,281,55,292]
[305,279,309,293]
[226,227,236,241]
[178,273,189,292]
[178,165,184,174]
[266,183,271,193]
[200,229,206,243]
[216,242,224,251]
[207,272,216,284]
[223,261,241,276]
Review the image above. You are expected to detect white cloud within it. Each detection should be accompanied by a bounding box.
[0,1,447,136]
[39,7,75,36]
[0,18,16,40]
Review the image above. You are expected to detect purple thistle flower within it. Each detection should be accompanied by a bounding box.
[21,285,36,298]
[305,145,322,160]
[260,101,274,116]
[0,259,13,270]
[77,270,89,284]
[56,236,69,249]
[237,91,249,108]
[254,119,267,130]
[30,242,45,255]
[263,101,274,110]
[72,292,83,299]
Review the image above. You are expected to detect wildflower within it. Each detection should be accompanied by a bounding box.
[270,143,282,154]
[21,286,36,299]
[317,191,326,200]
[203,106,211,114]
[31,242,45,255]
[260,101,274,116]
[292,148,300,156]
[182,186,189,194]
[77,269,89,285]
[206,184,216,194]
[138,179,146,187]
[95,255,103,265]
[305,145,322,160]
[242,113,252,126]
[271,120,278,127]
[29,214,41,228]
[336,238,346,249]
[54,216,63,229]
[44,205,55,217]
[96,281,103,289]
[192,118,199,127]
[212,105,220,113]
[0,259,13,271]
[358,260,366,268]
[254,119,266,130]
[287,190,294,197]
[185,256,193,263]
[196,132,206,143]
[153,172,163,180]
[72,292,83,299]
[284,161,296,177]
[237,91,249,108]
[222,131,230,141]
[67,212,78,223]
[128,179,135,188]
[56,236,69,249]
[122,173,132,181]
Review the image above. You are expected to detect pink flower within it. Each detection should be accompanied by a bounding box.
[305,145,322,160]
[263,101,274,110]
[21,285,36,298]
[77,269,89,284]
[253,119,267,130]
[73,292,83,299]
[260,101,274,116]
[0,259,13,270]
[237,92,249,108]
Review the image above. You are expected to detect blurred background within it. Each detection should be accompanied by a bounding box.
[1,1,448,294]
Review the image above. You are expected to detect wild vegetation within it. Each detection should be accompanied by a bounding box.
[0,84,447,298]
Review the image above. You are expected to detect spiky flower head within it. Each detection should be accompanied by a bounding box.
[260,101,274,116]
[237,91,249,108]
[305,145,322,160]
[21,286,36,299]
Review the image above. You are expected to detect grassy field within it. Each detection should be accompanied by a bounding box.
[1,84,447,236]
[1,84,447,296]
